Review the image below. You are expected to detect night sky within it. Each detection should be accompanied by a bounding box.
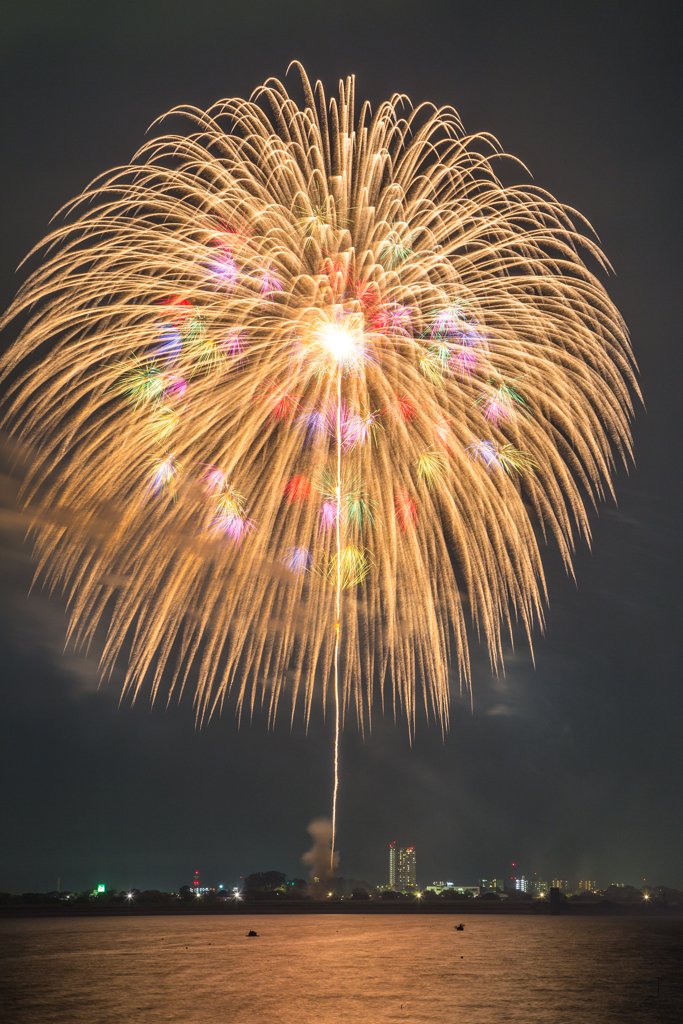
[1,1,681,895]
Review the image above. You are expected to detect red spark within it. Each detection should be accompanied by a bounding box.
[384,393,416,425]
[260,378,300,423]
[394,488,417,532]
[321,255,349,295]
[284,475,312,504]
[160,295,193,323]
[356,280,380,310]
[210,213,254,253]
[398,395,416,421]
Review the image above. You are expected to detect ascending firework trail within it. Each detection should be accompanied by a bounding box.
[1,66,638,869]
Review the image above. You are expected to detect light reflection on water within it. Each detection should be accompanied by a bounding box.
[1,914,682,1022]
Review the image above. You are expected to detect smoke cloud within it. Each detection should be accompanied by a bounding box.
[302,817,338,888]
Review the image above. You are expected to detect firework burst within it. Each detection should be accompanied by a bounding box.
[1,65,637,752]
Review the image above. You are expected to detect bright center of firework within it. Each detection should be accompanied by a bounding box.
[321,325,356,362]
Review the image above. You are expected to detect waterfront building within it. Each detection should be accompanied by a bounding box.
[389,842,397,888]
[389,843,417,889]
[399,847,416,889]
[425,883,480,896]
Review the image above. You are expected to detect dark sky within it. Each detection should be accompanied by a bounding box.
[1,1,681,895]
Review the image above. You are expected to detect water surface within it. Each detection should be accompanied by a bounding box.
[1,914,682,1022]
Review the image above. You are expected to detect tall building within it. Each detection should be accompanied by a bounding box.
[578,880,597,892]
[551,879,569,892]
[389,842,398,888]
[399,847,416,888]
[388,843,417,889]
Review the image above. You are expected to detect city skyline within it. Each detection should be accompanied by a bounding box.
[11,848,662,901]
[1,870,671,902]
[0,833,663,897]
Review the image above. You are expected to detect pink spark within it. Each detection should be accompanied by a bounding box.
[318,500,340,534]
[430,304,468,339]
[258,264,282,300]
[208,251,239,291]
[301,401,370,450]
[345,410,377,448]
[219,327,249,365]
[208,511,255,547]
[480,396,513,425]
[202,466,228,496]
[327,401,358,450]
[371,302,413,337]
[449,346,479,379]
[163,376,187,401]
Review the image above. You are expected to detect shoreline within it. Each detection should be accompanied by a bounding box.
[1,902,679,919]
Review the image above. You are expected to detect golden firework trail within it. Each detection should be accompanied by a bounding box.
[0,66,637,865]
